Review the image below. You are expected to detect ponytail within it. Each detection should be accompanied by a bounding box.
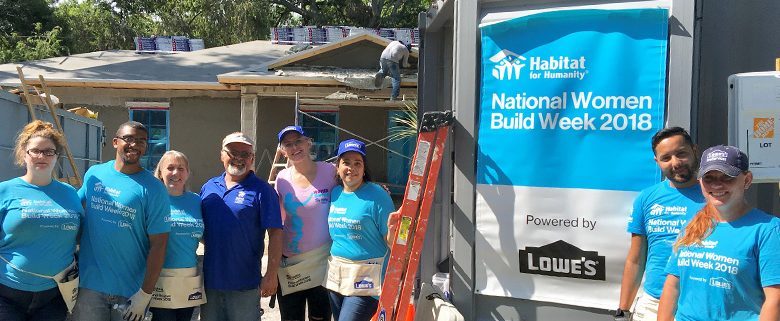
[673,203,717,252]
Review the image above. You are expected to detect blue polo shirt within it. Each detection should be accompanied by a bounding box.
[200,171,282,290]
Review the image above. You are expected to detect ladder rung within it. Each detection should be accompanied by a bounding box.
[273,163,287,168]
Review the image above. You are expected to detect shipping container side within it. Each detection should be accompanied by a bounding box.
[0,90,103,183]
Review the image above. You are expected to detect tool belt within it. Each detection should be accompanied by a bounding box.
[278,243,330,296]
[324,255,384,296]
[0,256,78,313]
[150,267,206,308]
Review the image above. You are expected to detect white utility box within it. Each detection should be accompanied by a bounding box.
[728,72,780,183]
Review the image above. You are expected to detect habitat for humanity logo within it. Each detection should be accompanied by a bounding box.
[489,49,588,81]
[489,49,526,80]
[519,240,605,280]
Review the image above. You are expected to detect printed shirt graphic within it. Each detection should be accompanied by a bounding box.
[328,182,394,261]
[77,161,171,297]
[627,181,705,299]
[0,178,81,291]
[666,209,780,321]
[200,172,282,290]
[164,192,204,269]
[275,162,336,257]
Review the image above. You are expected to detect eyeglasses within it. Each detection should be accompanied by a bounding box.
[281,138,309,149]
[26,149,57,157]
[223,149,253,159]
[115,135,148,145]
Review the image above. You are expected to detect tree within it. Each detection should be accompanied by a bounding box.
[0,23,64,64]
[54,0,156,53]
[0,0,56,36]
[269,0,430,27]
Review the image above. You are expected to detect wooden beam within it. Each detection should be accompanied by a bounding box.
[219,74,417,87]
[240,84,416,99]
[266,33,419,70]
[8,78,239,91]
[298,98,414,108]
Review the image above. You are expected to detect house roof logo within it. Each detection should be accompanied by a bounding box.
[753,117,775,139]
[650,204,665,216]
[489,49,526,80]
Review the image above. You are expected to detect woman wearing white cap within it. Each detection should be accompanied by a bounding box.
[324,139,397,321]
[658,145,780,321]
[273,126,335,321]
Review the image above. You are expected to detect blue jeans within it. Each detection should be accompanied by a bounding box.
[327,290,378,321]
[379,58,401,100]
[278,286,331,321]
[149,307,195,321]
[200,288,261,321]
[0,283,67,321]
[70,287,128,321]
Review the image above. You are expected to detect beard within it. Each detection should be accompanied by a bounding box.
[227,163,248,176]
[666,163,694,184]
[120,150,140,165]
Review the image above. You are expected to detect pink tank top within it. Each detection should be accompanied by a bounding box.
[274,162,337,257]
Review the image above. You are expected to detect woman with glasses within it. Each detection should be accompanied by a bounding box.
[273,126,336,321]
[325,139,398,321]
[0,120,82,320]
[658,145,780,321]
[149,151,205,321]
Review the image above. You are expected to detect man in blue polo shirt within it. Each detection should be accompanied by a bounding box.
[72,121,171,321]
[200,132,283,321]
[615,127,705,321]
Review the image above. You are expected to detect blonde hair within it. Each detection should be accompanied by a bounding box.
[673,203,717,251]
[13,120,65,167]
[153,150,191,191]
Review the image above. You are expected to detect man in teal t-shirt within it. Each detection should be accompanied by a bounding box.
[616,127,705,321]
[72,122,171,321]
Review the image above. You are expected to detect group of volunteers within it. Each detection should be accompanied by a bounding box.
[0,120,397,321]
[616,127,780,321]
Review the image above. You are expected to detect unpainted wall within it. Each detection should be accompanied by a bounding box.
[338,105,390,183]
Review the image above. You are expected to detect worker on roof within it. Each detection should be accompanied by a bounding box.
[374,40,413,101]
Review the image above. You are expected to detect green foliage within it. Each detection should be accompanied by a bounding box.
[0,0,56,35]
[54,0,156,53]
[0,23,64,64]
[2,0,430,62]
[388,101,418,142]
[270,0,431,28]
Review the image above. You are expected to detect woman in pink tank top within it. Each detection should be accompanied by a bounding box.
[273,126,337,321]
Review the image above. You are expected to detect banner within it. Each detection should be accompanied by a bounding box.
[475,8,668,308]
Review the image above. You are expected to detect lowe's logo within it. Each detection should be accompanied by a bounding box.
[489,49,526,80]
[519,240,605,280]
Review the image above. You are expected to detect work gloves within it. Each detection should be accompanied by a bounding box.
[123,289,152,321]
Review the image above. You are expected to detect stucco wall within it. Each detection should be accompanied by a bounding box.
[338,105,389,182]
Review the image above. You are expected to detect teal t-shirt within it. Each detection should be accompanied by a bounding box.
[666,208,780,321]
[627,181,705,299]
[328,182,394,261]
[164,192,203,269]
[78,161,171,297]
[0,178,81,291]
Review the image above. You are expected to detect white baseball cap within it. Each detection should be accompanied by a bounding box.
[222,132,254,148]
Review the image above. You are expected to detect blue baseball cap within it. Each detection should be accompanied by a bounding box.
[337,139,366,156]
[277,126,304,142]
[698,145,749,178]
